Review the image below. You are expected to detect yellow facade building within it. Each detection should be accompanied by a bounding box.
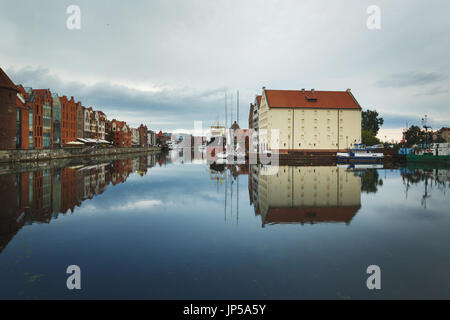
[258,88,362,153]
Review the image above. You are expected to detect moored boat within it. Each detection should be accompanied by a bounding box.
[337,144,384,163]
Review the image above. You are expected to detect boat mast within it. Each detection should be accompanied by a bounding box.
[225,92,228,129]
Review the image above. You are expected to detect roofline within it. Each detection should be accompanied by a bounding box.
[263,88,362,110]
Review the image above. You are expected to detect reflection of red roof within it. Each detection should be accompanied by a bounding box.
[230,121,240,130]
[265,206,361,226]
[265,90,361,110]
[0,68,18,91]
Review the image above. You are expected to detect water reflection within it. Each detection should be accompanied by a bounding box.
[1,152,450,299]
[401,166,450,208]
[0,154,159,254]
[249,165,361,227]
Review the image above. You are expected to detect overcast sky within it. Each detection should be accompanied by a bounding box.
[1,0,449,140]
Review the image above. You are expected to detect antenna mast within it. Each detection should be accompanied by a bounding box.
[237,90,239,126]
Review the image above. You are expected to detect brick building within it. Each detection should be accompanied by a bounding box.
[138,124,148,147]
[17,85,34,149]
[29,89,53,149]
[60,96,78,145]
[110,119,132,147]
[0,68,19,149]
[15,89,30,149]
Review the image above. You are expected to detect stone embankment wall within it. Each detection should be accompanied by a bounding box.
[0,146,161,163]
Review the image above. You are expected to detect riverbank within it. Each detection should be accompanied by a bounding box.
[0,149,163,176]
[0,146,161,163]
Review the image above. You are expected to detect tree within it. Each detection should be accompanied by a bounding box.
[362,130,381,146]
[362,110,384,136]
[404,125,425,147]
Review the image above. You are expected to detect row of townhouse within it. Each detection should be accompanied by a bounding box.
[0,67,152,149]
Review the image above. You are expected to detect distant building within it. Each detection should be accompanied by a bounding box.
[258,88,362,153]
[96,111,107,140]
[76,102,84,139]
[110,119,132,147]
[15,86,32,149]
[52,94,62,148]
[148,130,156,146]
[132,128,139,146]
[249,95,261,152]
[138,124,148,147]
[439,128,450,143]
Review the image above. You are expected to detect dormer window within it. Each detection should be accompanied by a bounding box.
[305,96,317,102]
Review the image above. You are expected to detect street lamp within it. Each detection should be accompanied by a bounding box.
[421,115,431,148]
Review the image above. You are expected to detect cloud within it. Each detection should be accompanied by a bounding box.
[1,0,450,129]
[375,72,446,88]
[6,66,227,131]
[379,113,448,130]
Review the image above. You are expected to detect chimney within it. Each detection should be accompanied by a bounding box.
[301,88,305,94]
[311,88,315,94]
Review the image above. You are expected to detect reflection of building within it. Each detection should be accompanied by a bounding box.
[251,165,361,227]
[0,155,158,255]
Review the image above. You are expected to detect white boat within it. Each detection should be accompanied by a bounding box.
[337,144,383,162]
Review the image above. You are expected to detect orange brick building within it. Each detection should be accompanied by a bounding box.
[60,96,78,145]
[0,68,19,149]
[28,89,53,149]
[110,119,132,147]
[138,124,148,147]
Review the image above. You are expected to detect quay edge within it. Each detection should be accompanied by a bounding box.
[0,146,162,163]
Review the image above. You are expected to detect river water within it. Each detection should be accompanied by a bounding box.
[0,152,449,299]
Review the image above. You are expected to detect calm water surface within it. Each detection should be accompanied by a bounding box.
[0,152,449,299]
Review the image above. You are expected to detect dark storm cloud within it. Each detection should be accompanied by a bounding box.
[375,72,446,88]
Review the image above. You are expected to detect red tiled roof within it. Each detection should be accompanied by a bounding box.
[0,68,18,91]
[256,95,261,106]
[264,89,361,110]
[265,206,361,225]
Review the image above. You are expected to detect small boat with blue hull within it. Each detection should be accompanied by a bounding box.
[337,144,384,163]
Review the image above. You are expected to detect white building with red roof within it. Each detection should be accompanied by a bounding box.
[258,88,362,154]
